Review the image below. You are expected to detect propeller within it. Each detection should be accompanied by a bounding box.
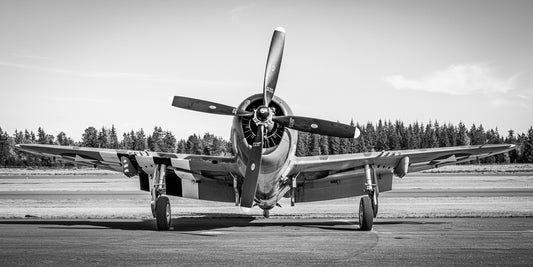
[263,26,285,106]
[169,26,361,209]
[273,116,360,139]
[169,96,252,117]
[240,125,264,208]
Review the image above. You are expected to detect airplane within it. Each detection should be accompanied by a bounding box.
[16,27,516,231]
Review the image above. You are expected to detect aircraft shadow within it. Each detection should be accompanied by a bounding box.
[0,217,447,232]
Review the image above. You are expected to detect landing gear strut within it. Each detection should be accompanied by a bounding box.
[359,164,379,231]
[151,164,171,230]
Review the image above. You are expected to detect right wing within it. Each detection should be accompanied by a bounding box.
[288,144,515,202]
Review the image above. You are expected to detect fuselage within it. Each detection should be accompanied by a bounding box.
[231,94,298,210]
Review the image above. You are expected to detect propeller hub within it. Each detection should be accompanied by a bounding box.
[257,107,270,120]
[253,105,273,125]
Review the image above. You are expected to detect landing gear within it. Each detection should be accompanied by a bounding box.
[151,164,172,231]
[263,209,270,218]
[370,191,378,218]
[359,164,379,230]
[359,196,373,231]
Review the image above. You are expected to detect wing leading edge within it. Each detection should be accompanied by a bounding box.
[291,144,515,174]
[15,144,241,178]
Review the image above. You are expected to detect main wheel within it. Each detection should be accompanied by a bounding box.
[359,196,374,231]
[155,196,171,230]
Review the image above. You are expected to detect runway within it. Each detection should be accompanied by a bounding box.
[0,217,531,265]
[0,172,532,265]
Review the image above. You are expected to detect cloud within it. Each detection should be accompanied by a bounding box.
[230,2,257,22]
[385,64,518,96]
[11,53,49,60]
[0,61,255,89]
[231,6,247,22]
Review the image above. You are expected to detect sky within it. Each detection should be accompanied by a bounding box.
[1,0,532,141]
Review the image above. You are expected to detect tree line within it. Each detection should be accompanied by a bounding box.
[1,120,532,167]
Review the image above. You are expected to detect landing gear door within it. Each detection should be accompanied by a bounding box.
[376,170,393,193]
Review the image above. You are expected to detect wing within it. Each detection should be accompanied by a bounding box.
[16,144,242,202]
[289,144,515,202]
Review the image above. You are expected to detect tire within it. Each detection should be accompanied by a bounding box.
[155,196,171,231]
[359,196,373,231]
[371,193,378,218]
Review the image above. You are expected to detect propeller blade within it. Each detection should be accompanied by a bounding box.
[240,125,264,208]
[273,116,360,139]
[169,96,252,117]
[263,27,286,106]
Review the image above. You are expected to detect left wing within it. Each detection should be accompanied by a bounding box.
[16,144,240,175]
[15,144,242,202]
[288,144,515,202]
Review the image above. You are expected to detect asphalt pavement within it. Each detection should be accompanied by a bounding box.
[0,217,531,266]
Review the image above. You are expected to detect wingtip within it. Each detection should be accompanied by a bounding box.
[275,26,285,33]
[168,96,174,105]
[354,127,361,139]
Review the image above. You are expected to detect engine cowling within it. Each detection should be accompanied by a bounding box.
[239,96,288,149]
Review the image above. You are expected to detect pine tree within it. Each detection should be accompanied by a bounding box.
[365,122,376,151]
[14,130,24,144]
[212,136,227,156]
[0,128,9,166]
[176,139,187,153]
[97,127,108,148]
[161,131,176,152]
[447,124,458,146]
[150,127,165,152]
[339,137,351,154]
[355,134,366,152]
[522,127,533,163]
[202,133,215,155]
[186,134,203,155]
[109,125,119,149]
[438,123,451,147]
[506,130,518,163]
[129,130,138,150]
[122,132,134,150]
[134,129,147,150]
[388,121,401,150]
[469,124,486,145]
[375,120,388,151]
[37,127,47,144]
[457,122,470,146]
